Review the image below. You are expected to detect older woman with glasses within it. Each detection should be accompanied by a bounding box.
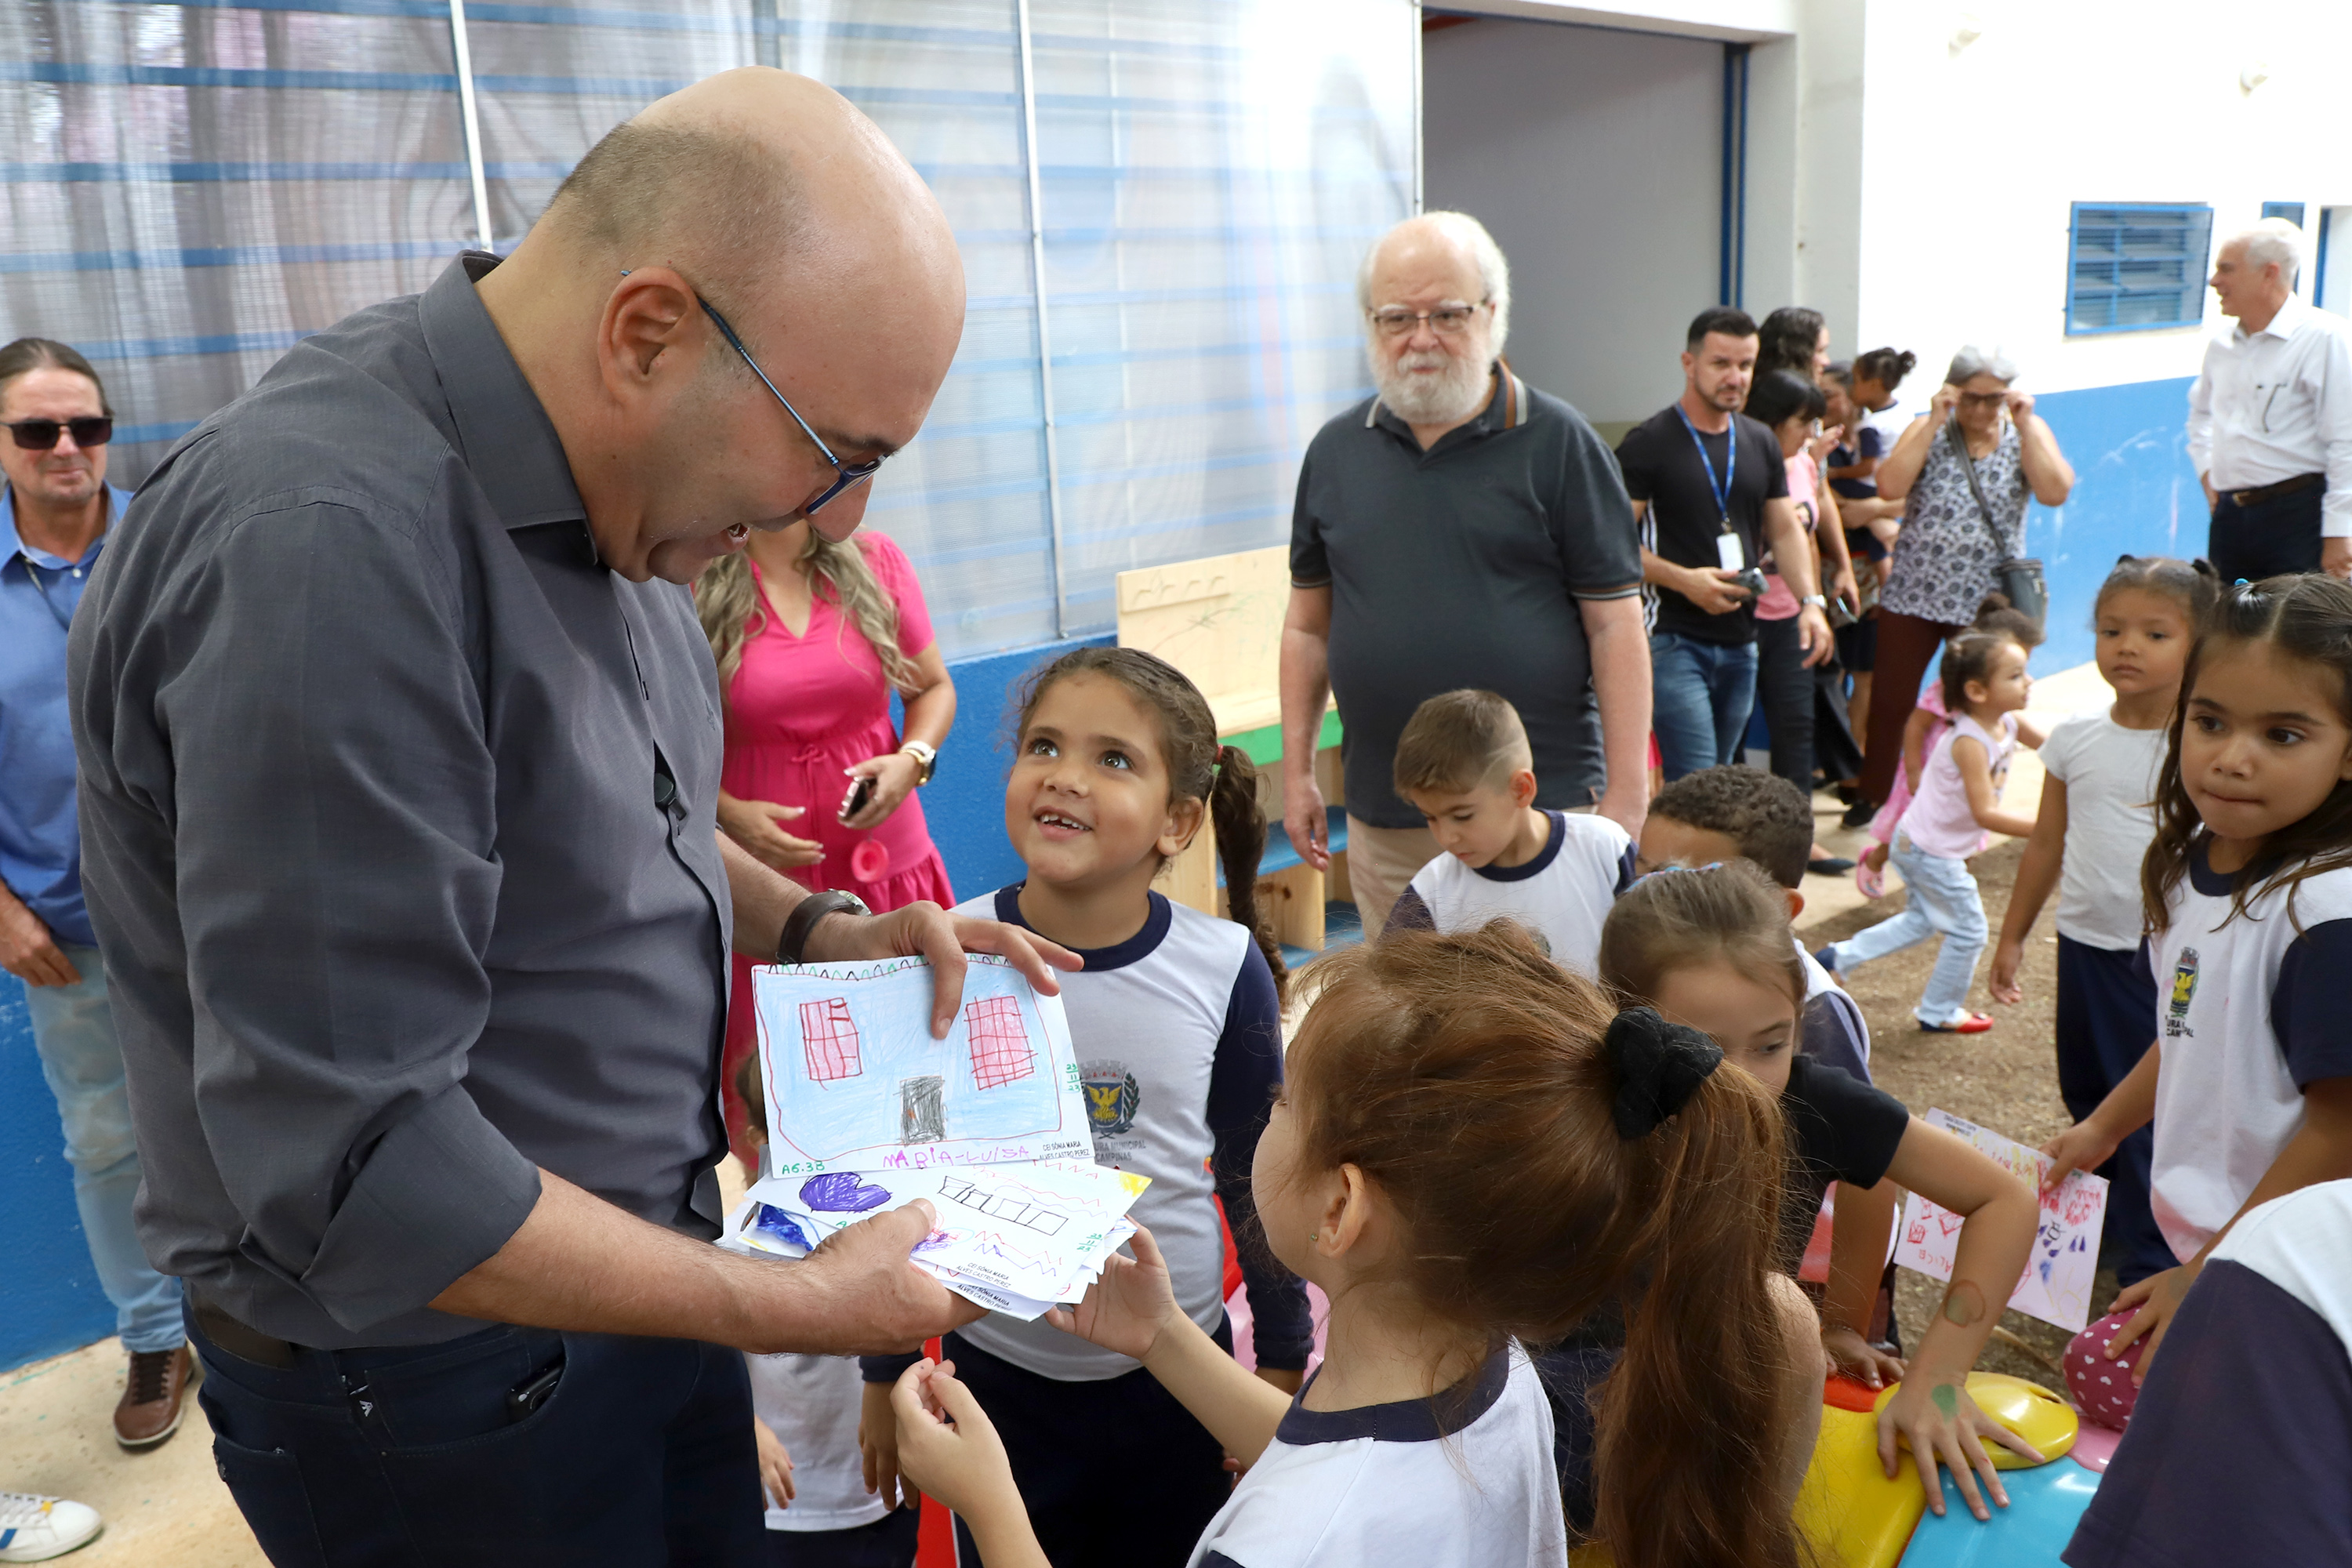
[1857,347,2075,805]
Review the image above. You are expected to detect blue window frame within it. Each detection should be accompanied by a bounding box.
[2263,201,2307,226]
[2066,203,2213,335]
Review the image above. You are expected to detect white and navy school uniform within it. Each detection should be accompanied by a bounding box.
[1190,1344,1567,1568]
[1797,940,1871,1083]
[2067,1181,2352,1566]
[2139,844,2352,1263]
[1382,811,1635,976]
[865,888,1309,1568]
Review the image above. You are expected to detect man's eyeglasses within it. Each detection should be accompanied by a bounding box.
[695,297,883,517]
[5,417,112,452]
[1368,300,1488,339]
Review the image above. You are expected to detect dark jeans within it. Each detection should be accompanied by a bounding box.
[191,1304,766,1566]
[2056,935,2173,1286]
[1650,630,1759,782]
[2207,481,2324,585]
[944,1322,1234,1568]
[1751,615,1816,793]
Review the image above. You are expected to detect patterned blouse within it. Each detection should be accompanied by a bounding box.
[1881,421,2031,626]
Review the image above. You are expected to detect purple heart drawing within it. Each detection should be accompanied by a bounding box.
[801,1172,893,1214]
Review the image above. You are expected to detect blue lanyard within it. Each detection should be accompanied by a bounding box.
[1672,405,1736,526]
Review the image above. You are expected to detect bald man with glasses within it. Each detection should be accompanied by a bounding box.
[69,71,1076,1563]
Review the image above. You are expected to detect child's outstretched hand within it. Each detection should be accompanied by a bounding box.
[1822,1324,1905,1390]
[2039,1119,2122,1196]
[2103,1262,2196,1381]
[1044,1225,1181,1361]
[889,1359,1017,1525]
[1877,1374,2043,1521]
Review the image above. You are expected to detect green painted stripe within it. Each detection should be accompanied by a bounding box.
[1225,708,1341,764]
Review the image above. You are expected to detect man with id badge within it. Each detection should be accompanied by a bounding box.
[1618,307,1833,781]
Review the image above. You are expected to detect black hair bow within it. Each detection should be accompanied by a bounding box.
[1605,1007,1724,1139]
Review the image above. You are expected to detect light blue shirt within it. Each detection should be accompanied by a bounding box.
[1,481,127,947]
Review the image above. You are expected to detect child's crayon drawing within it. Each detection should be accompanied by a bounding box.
[1893,1108,2109,1333]
[752,955,1093,1178]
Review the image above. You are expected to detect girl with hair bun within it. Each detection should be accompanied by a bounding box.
[891,920,1832,1568]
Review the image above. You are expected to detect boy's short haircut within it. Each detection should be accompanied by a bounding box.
[1393,689,1534,797]
[1649,765,1813,890]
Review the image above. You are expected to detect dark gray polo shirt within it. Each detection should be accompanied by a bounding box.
[1289,372,1641,829]
[68,253,733,1348]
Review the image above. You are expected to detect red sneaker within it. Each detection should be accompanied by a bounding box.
[1918,1011,1994,1034]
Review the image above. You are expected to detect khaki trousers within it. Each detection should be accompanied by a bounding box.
[1342,817,1441,937]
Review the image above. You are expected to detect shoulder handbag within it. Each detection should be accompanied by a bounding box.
[1946,416,2046,629]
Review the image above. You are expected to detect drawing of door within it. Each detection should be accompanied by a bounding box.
[901,1075,947,1144]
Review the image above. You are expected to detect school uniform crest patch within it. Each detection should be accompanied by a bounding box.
[1081,1060,1142,1138]
[2166,947,2199,1038]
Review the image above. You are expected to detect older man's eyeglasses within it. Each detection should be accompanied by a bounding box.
[5,417,112,452]
[695,298,884,517]
[1368,301,1488,339]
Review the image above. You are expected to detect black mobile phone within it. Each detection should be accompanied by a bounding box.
[506,1360,564,1425]
[839,775,877,822]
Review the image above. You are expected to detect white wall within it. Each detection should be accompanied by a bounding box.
[1846,0,2352,410]
[1422,17,1727,427]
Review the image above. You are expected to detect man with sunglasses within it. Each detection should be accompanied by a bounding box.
[68,71,1076,1563]
[0,338,198,1452]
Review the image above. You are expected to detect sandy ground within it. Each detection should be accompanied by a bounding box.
[0,666,2121,1557]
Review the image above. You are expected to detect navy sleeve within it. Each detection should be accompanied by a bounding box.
[1801,990,1873,1085]
[2063,1259,2352,1568]
[1782,1056,1910,1190]
[1613,419,1657,502]
[2270,919,2352,1088]
[2132,936,2156,993]
[1208,944,1312,1373]
[1860,425,1887,459]
[1288,444,1329,588]
[1612,840,1639,897]
[860,1350,921,1385]
[1384,885,1436,937]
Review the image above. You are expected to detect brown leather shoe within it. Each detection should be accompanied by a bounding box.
[114,1345,198,1450]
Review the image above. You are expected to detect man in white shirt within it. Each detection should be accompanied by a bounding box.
[2187,218,2352,583]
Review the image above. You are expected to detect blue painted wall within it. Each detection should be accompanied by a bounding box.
[0,980,117,1370]
[2022,376,2201,674]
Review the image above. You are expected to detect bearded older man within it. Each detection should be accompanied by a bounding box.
[1278,212,1650,934]
[69,70,1075,1563]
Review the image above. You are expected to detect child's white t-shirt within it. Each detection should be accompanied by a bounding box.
[1186,1343,1567,1568]
[1902,712,2016,861]
[2037,707,2166,953]
[745,1352,890,1534]
[2145,846,2352,1261]
[1381,811,1636,976]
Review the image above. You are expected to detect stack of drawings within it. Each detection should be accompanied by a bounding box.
[719,953,1150,1319]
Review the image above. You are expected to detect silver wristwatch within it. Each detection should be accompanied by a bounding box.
[1799,593,1828,610]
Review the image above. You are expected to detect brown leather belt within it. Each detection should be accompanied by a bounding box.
[191,1291,303,1369]
[2230,471,2325,508]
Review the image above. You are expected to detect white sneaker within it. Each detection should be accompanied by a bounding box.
[0,1493,102,1562]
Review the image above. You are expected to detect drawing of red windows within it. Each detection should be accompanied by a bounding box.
[964,996,1035,1091]
[800,997,862,1083]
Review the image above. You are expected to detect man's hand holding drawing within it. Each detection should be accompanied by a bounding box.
[794,898,1084,1038]
[789,1198,987,1354]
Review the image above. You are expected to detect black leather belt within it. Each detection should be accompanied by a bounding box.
[191,1291,303,1369]
[2230,471,2325,508]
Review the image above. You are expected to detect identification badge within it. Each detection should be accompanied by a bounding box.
[1715,528,1744,572]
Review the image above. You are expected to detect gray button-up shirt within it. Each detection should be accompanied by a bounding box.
[70,254,734,1348]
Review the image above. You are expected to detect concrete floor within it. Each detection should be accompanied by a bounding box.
[0,662,2111,1563]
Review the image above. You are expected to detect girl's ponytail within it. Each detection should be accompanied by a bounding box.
[1209,744,1288,1003]
[1595,1062,1805,1568]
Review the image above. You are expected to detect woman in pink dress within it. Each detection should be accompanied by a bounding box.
[695,519,957,1165]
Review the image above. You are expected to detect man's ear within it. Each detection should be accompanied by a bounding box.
[597,267,699,402]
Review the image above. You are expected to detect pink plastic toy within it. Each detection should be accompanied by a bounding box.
[2065,1308,2148,1430]
[850,838,891,884]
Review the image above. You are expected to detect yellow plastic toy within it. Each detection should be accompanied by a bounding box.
[1872,1372,2078,1470]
